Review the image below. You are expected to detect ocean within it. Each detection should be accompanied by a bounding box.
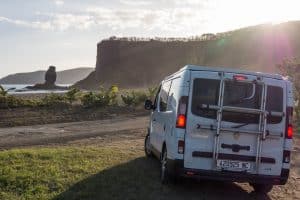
[1,84,70,94]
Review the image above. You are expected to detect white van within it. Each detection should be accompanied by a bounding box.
[144,65,294,193]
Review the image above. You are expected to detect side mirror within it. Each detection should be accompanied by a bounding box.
[144,100,153,110]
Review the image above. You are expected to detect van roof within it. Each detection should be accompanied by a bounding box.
[165,65,285,81]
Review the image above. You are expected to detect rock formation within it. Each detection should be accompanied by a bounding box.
[45,66,57,86]
[26,66,68,90]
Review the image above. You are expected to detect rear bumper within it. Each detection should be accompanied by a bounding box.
[167,159,289,185]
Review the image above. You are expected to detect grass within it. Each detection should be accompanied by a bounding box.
[0,143,277,200]
[0,145,147,200]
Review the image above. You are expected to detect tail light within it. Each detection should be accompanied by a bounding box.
[176,96,188,129]
[287,125,293,139]
[178,140,184,154]
[186,171,195,176]
[285,107,293,139]
[283,150,291,163]
[233,75,248,81]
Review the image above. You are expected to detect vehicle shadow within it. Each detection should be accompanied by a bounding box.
[54,157,271,200]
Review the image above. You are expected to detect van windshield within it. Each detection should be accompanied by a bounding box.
[191,78,283,124]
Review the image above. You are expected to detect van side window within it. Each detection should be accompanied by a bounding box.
[191,78,220,118]
[153,85,161,111]
[159,81,171,112]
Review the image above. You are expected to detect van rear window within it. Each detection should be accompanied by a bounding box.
[266,86,283,123]
[222,81,262,123]
[191,78,284,124]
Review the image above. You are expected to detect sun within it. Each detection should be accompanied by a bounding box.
[210,0,300,32]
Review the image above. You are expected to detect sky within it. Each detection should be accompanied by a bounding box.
[1,0,300,78]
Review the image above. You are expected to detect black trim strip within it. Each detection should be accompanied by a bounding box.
[192,151,276,164]
[193,151,213,158]
[221,143,250,152]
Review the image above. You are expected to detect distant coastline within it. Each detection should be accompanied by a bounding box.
[1,84,70,94]
[0,67,94,85]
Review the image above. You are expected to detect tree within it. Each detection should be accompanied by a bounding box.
[277,58,300,119]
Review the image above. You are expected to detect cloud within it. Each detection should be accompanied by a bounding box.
[119,0,152,6]
[0,16,50,30]
[0,14,94,31]
[86,7,208,32]
[0,5,209,34]
[53,0,64,6]
[161,0,215,8]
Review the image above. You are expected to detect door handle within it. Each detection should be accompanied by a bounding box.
[153,118,156,122]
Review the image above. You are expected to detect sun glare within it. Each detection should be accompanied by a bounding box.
[208,0,300,32]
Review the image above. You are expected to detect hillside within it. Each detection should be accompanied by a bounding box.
[77,21,300,88]
[0,67,94,85]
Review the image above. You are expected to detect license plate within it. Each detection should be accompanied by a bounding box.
[217,160,251,170]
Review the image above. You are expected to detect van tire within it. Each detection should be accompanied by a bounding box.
[251,183,273,193]
[160,147,176,184]
[144,133,153,157]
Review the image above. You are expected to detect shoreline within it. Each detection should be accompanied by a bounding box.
[1,84,71,96]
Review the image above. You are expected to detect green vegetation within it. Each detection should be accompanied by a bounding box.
[0,145,146,200]
[147,86,159,100]
[121,86,158,107]
[121,91,148,106]
[0,85,7,96]
[80,85,119,108]
[0,85,157,109]
[277,58,300,120]
[81,91,110,108]
[65,88,80,104]
[0,143,273,200]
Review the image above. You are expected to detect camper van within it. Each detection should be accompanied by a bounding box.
[144,65,294,193]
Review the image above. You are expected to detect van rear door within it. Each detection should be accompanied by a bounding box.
[184,71,222,171]
[184,71,286,176]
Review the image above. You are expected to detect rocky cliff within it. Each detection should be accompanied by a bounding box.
[77,21,300,89]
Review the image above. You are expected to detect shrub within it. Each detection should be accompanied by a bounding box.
[40,93,67,107]
[147,86,158,99]
[121,92,136,106]
[0,95,37,109]
[81,92,96,108]
[107,85,119,106]
[0,96,8,108]
[135,91,148,103]
[80,91,110,108]
[80,85,120,108]
[65,88,80,104]
[5,96,24,108]
[277,59,300,119]
[0,85,7,96]
[121,90,148,106]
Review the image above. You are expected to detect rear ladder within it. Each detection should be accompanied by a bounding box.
[212,74,268,173]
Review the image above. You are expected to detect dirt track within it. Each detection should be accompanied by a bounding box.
[0,115,149,149]
[0,116,300,199]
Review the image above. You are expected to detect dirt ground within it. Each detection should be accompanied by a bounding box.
[0,116,299,200]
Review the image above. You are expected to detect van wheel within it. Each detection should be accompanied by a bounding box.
[144,134,153,157]
[251,183,273,193]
